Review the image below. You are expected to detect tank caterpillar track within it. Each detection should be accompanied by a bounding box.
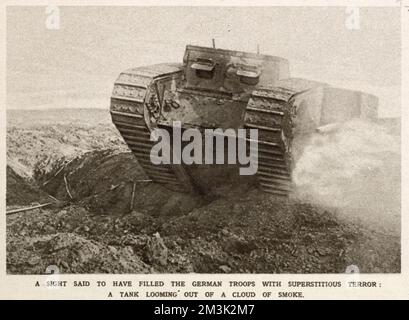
[243,89,294,196]
[110,65,194,193]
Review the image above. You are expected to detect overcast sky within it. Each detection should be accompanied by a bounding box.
[6,6,401,117]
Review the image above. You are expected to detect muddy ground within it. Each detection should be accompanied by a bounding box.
[6,109,401,274]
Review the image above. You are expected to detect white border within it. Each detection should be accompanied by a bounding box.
[0,0,407,300]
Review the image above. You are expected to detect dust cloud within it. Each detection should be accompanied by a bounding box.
[292,119,401,234]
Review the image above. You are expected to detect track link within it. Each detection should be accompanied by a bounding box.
[244,91,294,196]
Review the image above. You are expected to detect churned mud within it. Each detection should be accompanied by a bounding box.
[6,109,401,274]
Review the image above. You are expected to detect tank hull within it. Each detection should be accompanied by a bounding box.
[110,46,378,196]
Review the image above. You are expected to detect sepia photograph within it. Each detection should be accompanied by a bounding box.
[5,5,401,276]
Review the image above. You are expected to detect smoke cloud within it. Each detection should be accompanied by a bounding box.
[292,119,400,234]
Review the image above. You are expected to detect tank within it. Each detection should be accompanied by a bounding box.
[110,45,378,196]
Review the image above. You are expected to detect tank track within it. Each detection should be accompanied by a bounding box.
[243,89,294,196]
[110,65,194,193]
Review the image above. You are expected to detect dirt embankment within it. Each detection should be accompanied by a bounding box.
[7,186,400,274]
[6,109,401,274]
[6,166,49,207]
[7,108,127,180]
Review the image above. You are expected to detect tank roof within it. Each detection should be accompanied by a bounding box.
[185,45,288,63]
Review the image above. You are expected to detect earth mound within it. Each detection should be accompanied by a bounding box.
[6,108,401,274]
